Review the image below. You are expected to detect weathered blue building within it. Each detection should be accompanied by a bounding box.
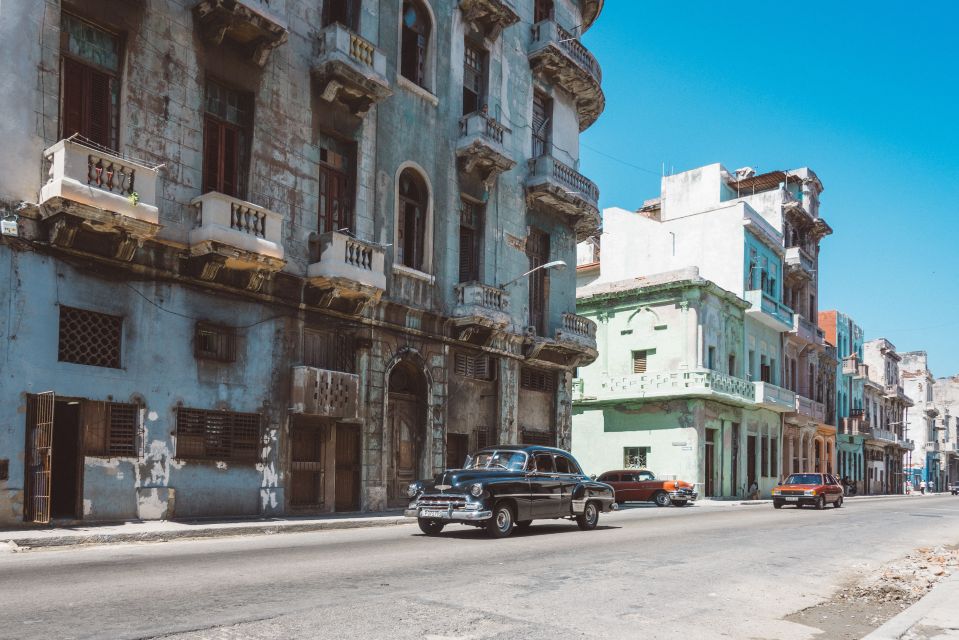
[0,0,603,526]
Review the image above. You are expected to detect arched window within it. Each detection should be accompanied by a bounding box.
[400,1,430,88]
[397,169,428,271]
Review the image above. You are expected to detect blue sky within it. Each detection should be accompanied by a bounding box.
[580,1,959,376]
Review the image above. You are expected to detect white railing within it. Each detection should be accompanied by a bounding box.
[527,154,600,206]
[307,231,386,295]
[754,381,796,411]
[459,111,511,147]
[454,282,510,312]
[190,192,284,260]
[529,20,602,84]
[793,394,827,423]
[599,369,755,403]
[316,22,388,78]
[40,138,159,225]
[744,289,793,328]
[561,312,596,339]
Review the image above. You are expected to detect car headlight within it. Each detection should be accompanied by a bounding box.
[470,483,484,497]
[771,488,780,495]
[804,489,816,496]
[407,482,420,498]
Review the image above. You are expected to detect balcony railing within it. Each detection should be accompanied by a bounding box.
[456,112,515,183]
[753,381,796,412]
[744,289,793,330]
[525,154,600,240]
[884,384,905,398]
[842,356,858,376]
[527,19,604,130]
[784,246,815,279]
[189,192,285,270]
[307,231,386,300]
[313,22,391,115]
[451,282,511,331]
[792,394,827,423]
[789,314,824,345]
[40,138,160,228]
[561,312,596,340]
[593,369,756,404]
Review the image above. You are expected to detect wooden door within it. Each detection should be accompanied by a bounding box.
[25,392,55,524]
[390,396,421,503]
[290,424,325,509]
[335,425,361,511]
[704,430,715,497]
[446,433,470,470]
[747,435,757,492]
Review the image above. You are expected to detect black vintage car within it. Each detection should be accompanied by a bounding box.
[404,445,616,538]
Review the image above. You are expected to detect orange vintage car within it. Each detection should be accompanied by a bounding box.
[596,469,698,507]
[771,473,844,509]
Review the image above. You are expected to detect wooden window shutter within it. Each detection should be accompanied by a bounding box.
[82,400,109,456]
[202,116,221,194]
[87,68,112,148]
[632,351,647,374]
[221,125,239,197]
[61,57,85,140]
[459,225,475,282]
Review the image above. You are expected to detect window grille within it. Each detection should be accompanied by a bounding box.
[632,350,647,374]
[474,428,490,451]
[458,200,481,283]
[58,306,122,368]
[454,352,494,381]
[176,408,261,462]
[521,367,554,392]
[521,428,554,446]
[304,329,357,373]
[462,42,486,115]
[195,322,236,362]
[624,446,650,468]
[84,401,138,457]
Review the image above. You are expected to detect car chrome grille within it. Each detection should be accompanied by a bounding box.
[417,494,468,508]
[780,490,805,496]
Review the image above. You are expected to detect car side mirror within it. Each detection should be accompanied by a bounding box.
[590,474,597,481]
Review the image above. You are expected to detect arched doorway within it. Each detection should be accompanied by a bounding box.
[387,359,428,507]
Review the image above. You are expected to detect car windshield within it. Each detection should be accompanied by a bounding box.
[784,474,822,485]
[465,450,527,471]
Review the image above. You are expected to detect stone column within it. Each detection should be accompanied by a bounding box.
[498,357,520,445]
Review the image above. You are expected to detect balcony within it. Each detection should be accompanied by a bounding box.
[841,355,858,376]
[312,22,391,116]
[789,394,827,423]
[290,366,359,419]
[580,369,756,406]
[788,314,824,346]
[901,439,915,451]
[753,381,796,412]
[870,428,902,445]
[525,154,600,241]
[189,192,285,290]
[527,20,604,130]
[526,312,598,367]
[842,414,872,438]
[744,290,793,332]
[456,112,515,185]
[193,0,289,67]
[39,139,161,260]
[458,0,520,40]
[451,282,511,343]
[307,231,386,303]
[784,246,815,281]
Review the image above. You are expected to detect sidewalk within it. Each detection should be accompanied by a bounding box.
[865,572,959,639]
[0,511,409,551]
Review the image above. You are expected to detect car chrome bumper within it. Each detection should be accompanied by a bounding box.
[668,491,698,501]
[404,508,492,521]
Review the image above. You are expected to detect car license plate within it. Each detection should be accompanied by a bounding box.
[785,497,799,502]
[420,509,445,518]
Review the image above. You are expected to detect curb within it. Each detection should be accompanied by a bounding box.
[863,572,959,639]
[1,516,412,551]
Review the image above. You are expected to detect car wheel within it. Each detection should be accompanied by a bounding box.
[486,502,515,538]
[576,501,600,531]
[515,520,532,531]
[773,500,784,509]
[834,495,843,508]
[417,519,444,536]
[815,495,825,510]
[653,492,671,507]
[672,500,687,507]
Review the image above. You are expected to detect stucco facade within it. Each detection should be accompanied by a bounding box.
[0,0,604,526]
[901,352,951,490]
[931,374,959,489]
[572,269,786,498]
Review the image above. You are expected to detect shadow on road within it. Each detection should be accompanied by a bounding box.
[412,523,621,539]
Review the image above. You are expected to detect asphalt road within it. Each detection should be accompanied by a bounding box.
[2,495,958,640]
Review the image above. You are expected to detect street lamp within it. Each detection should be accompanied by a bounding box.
[498,260,567,289]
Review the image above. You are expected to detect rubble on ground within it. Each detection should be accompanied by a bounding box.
[837,546,959,606]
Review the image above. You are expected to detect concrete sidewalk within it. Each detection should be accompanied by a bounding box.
[865,572,959,639]
[0,511,409,551]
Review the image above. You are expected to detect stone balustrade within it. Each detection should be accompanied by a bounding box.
[793,394,827,423]
[456,112,515,183]
[588,369,756,404]
[307,231,386,300]
[313,22,391,115]
[753,381,796,412]
[189,192,285,266]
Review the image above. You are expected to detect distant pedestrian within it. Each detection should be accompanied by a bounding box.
[929,480,936,493]
[920,480,927,495]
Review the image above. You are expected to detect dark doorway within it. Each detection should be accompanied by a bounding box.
[51,400,82,520]
[387,360,428,507]
[746,435,757,493]
[447,433,470,470]
[334,425,361,511]
[704,429,715,497]
[290,421,327,510]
